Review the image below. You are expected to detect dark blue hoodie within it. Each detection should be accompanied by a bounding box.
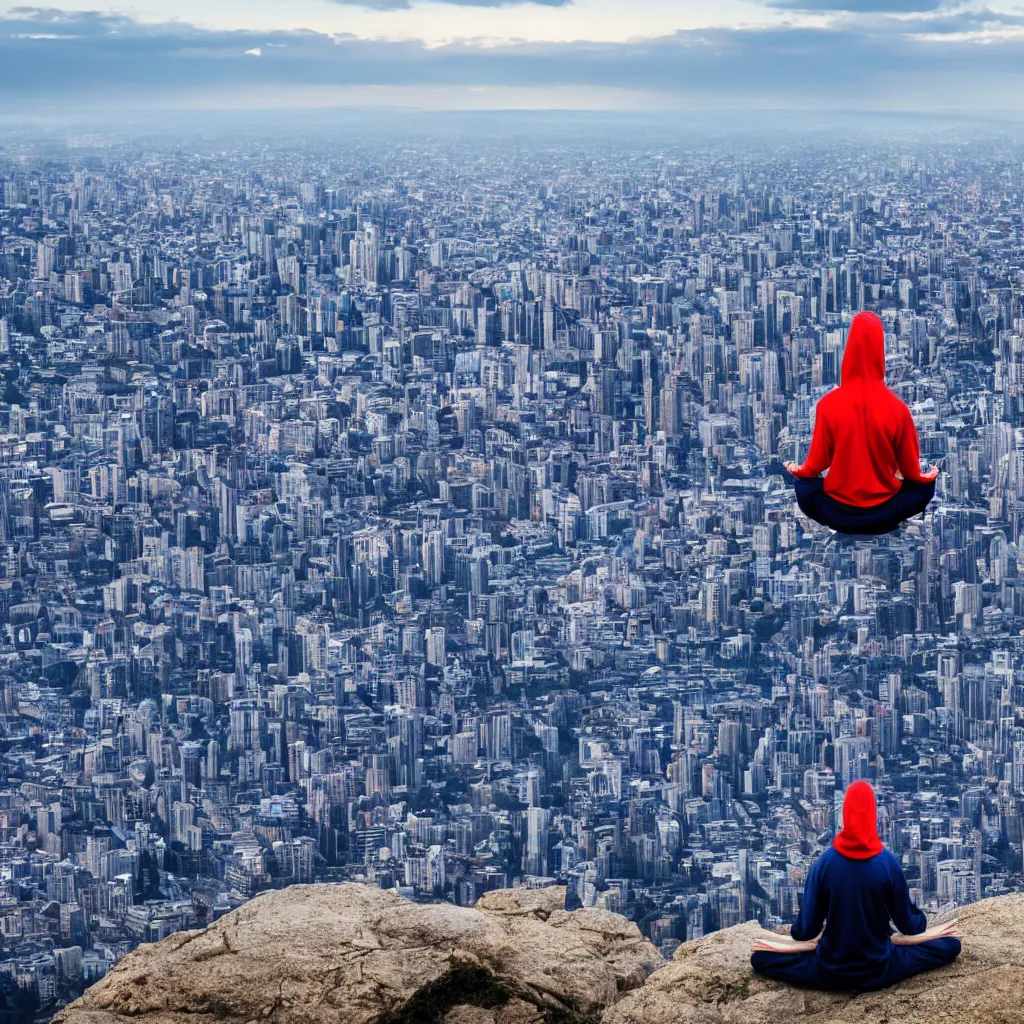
[790,845,928,984]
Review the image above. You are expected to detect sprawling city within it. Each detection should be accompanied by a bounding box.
[0,119,1022,1016]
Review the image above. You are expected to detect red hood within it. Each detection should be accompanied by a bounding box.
[841,312,886,384]
[833,780,884,860]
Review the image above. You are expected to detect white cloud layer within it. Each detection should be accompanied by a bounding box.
[3,2,1024,111]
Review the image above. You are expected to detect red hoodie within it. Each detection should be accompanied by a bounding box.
[790,312,931,507]
[833,780,884,860]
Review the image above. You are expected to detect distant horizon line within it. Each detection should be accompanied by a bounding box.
[4,106,1024,124]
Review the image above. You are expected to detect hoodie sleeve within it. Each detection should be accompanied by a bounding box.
[887,854,927,936]
[791,399,834,478]
[790,855,827,942]
[894,403,928,483]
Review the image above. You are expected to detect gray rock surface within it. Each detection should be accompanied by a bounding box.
[54,883,661,1024]
[55,886,1024,1024]
[604,894,1024,1024]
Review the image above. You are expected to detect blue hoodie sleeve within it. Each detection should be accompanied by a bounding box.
[887,853,927,936]
[791,855,827,942]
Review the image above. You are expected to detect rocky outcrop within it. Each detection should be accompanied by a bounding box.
[55,887,1024,1024]
[605,893,1024,1024]
[53,884,661,1024]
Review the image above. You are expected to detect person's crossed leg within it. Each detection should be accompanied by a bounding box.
[791,474,935,536]
[751,921,961,993]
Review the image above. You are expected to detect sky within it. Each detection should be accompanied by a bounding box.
[4,0,1024,113]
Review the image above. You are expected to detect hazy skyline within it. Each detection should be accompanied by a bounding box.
[4,0,1024,112]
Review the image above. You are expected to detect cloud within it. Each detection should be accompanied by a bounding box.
[769,0,944,10]
[4,6,1024,114]
[325,0,572,7]
[768,0,1024,32]
[244,47,262,56]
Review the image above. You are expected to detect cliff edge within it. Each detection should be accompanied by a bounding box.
[55,887,1024,1024]
[52,884,661,1024]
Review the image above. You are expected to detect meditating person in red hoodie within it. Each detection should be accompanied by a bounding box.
[784,311,939,536]
[750,781,961,991]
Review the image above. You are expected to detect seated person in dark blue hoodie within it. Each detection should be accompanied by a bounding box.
[750,781,961,991]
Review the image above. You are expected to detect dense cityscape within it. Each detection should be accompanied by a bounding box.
[0,123,1022,1017]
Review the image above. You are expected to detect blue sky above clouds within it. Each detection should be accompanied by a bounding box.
[3,0,1024,111]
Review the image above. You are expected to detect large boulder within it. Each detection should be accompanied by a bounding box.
[604,893,1024,1024]
[54,884,662,1024]
[55,886,1024,1024]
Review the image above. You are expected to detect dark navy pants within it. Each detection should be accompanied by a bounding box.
[750,937,961,992]
[792,477,935,536]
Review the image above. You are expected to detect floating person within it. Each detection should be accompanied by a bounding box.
[784,311,939,536]
[749,780,961,991]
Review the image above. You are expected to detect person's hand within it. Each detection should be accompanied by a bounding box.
[752,938,817,954]
[751,931,820,955]
[921,466,940,482]
[891,920,959,946]
[783,461,801,476]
